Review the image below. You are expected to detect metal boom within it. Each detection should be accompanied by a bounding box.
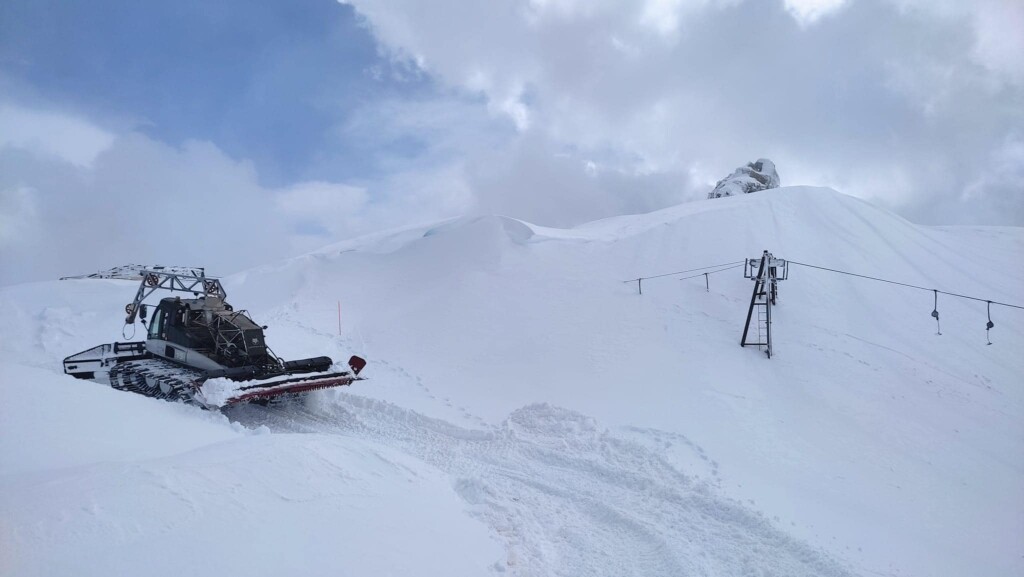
[124,269,227,324]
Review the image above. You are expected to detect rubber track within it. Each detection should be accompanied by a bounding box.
[108,359,205,405]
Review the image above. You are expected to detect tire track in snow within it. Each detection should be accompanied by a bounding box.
[225,395,857,577]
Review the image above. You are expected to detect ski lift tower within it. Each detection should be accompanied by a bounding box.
[741,250,788,358]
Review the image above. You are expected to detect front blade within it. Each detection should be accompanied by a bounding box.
[198,371,364,408]
[224,373,362,405]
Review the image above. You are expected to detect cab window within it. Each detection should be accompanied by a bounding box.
[148,309,164,339]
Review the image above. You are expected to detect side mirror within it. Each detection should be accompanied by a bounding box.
[140,304,148,320]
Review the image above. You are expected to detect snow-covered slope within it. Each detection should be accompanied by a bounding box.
[0,364,502,577]
[2,186,1022,576]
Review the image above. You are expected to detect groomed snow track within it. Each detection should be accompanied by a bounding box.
[225,395,856,576]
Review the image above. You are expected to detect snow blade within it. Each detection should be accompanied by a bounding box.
[222,371,362,406]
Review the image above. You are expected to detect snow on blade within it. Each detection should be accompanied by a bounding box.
[199,370,360,408]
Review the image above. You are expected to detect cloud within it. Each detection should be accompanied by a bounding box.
[338,0,1022,228]
[277,182,369,228]
[783,0,849,26]
[0,124,283,285]
[464,132,697,226]
[0,103,115,167]
[956,134,1024,225]
[3,0,1021,286]
[0,103,470,285]
[969,0,1024,86]
[0,185,37,248]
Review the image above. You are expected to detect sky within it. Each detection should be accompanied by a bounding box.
[0,0,1021,285]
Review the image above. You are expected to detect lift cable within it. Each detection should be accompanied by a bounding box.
[624,261,745,284]
[787,260,1024,311]
[625,261,746,295]
[677,263,744,281]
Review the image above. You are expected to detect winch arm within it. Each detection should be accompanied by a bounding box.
[124,270,227,324]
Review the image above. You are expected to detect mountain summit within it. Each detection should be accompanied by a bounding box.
[708,158,781,198]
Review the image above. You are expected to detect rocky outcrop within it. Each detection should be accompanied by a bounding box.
[708,158,780,198]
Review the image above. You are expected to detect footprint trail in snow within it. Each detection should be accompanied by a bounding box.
[226,395,856,577]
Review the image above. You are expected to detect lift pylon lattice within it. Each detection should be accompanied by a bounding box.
[741,250,788,358]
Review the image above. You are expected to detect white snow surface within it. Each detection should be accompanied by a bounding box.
[2,186,1023,576]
